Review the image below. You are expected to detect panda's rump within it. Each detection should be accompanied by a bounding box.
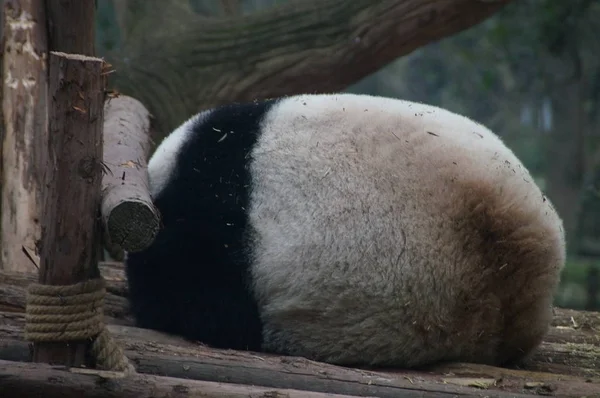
[246,94,565,366]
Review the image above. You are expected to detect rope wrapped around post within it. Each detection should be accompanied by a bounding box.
[24,278,135,373]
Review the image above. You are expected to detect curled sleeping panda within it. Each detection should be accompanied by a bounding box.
[125,93,565,368]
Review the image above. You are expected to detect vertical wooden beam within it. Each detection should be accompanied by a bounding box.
[33,51,106,366]
[0,0,49,273]
[45,0,96,54]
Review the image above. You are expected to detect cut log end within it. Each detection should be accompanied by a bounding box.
[106,199,160,252]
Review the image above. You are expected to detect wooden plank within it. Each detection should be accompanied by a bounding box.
[0,359,373,398]
[0,309,598,397]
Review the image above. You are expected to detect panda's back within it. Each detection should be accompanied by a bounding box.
[126,93,565,368]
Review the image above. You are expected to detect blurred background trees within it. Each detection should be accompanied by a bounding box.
[81,0,600,309]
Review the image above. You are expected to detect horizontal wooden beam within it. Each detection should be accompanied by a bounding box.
[1,308,599,397]
[0,359,371,398]
[1,263,599,397]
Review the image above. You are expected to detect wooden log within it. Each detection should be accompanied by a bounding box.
[34,51,107,366]
[0,359,371,398]
[0,309,598,397]
[0,0,48,273]
[1,264,599,374]
[101,95,160,254]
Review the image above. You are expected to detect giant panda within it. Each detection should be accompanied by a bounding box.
[124,93,565,368]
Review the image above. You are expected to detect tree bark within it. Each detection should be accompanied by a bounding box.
[108,0,515,135]
[0,308,598,398]
[35,51,107,366]
[537,1,592,246]
[101,95,160,254]
[0,359,370,398]
[0,0,48,273]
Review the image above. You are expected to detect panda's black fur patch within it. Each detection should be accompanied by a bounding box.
[125,99,278,351]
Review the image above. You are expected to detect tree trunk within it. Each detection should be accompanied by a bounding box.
[108,0,514,136]
[539,1,592,246]
[546,79,585,243]
[0,0,48,273]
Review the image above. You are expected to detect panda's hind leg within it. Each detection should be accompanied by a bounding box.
[124,218,263,352]
[454,179,564,366]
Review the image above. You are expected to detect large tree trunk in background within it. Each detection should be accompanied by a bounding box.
[0,0,48,273]
[541,2,592,245]
[1,305,600,397]
[108,0,514,136]
[575,130,600,257]
[546,79,585,243]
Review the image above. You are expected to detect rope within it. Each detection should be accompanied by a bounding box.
[25,278,135,373]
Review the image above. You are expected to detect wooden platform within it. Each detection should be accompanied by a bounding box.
[0,262,599,397]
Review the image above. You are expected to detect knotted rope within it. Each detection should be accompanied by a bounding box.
[25,278,135,373]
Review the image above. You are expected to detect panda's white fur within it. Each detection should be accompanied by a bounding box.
[126,93,565,368]
[147,110,211,198]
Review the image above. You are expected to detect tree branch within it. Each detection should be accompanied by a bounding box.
[108,0,514,134]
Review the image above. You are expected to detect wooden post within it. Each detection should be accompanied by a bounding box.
[45,0,95,54]
[0,0,49,273]
[33,51,107,366]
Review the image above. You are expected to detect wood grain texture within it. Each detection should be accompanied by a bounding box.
[1,300,598,397]
[35,51,107,366]
[0,0,48,273]
[0,359,372,398]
